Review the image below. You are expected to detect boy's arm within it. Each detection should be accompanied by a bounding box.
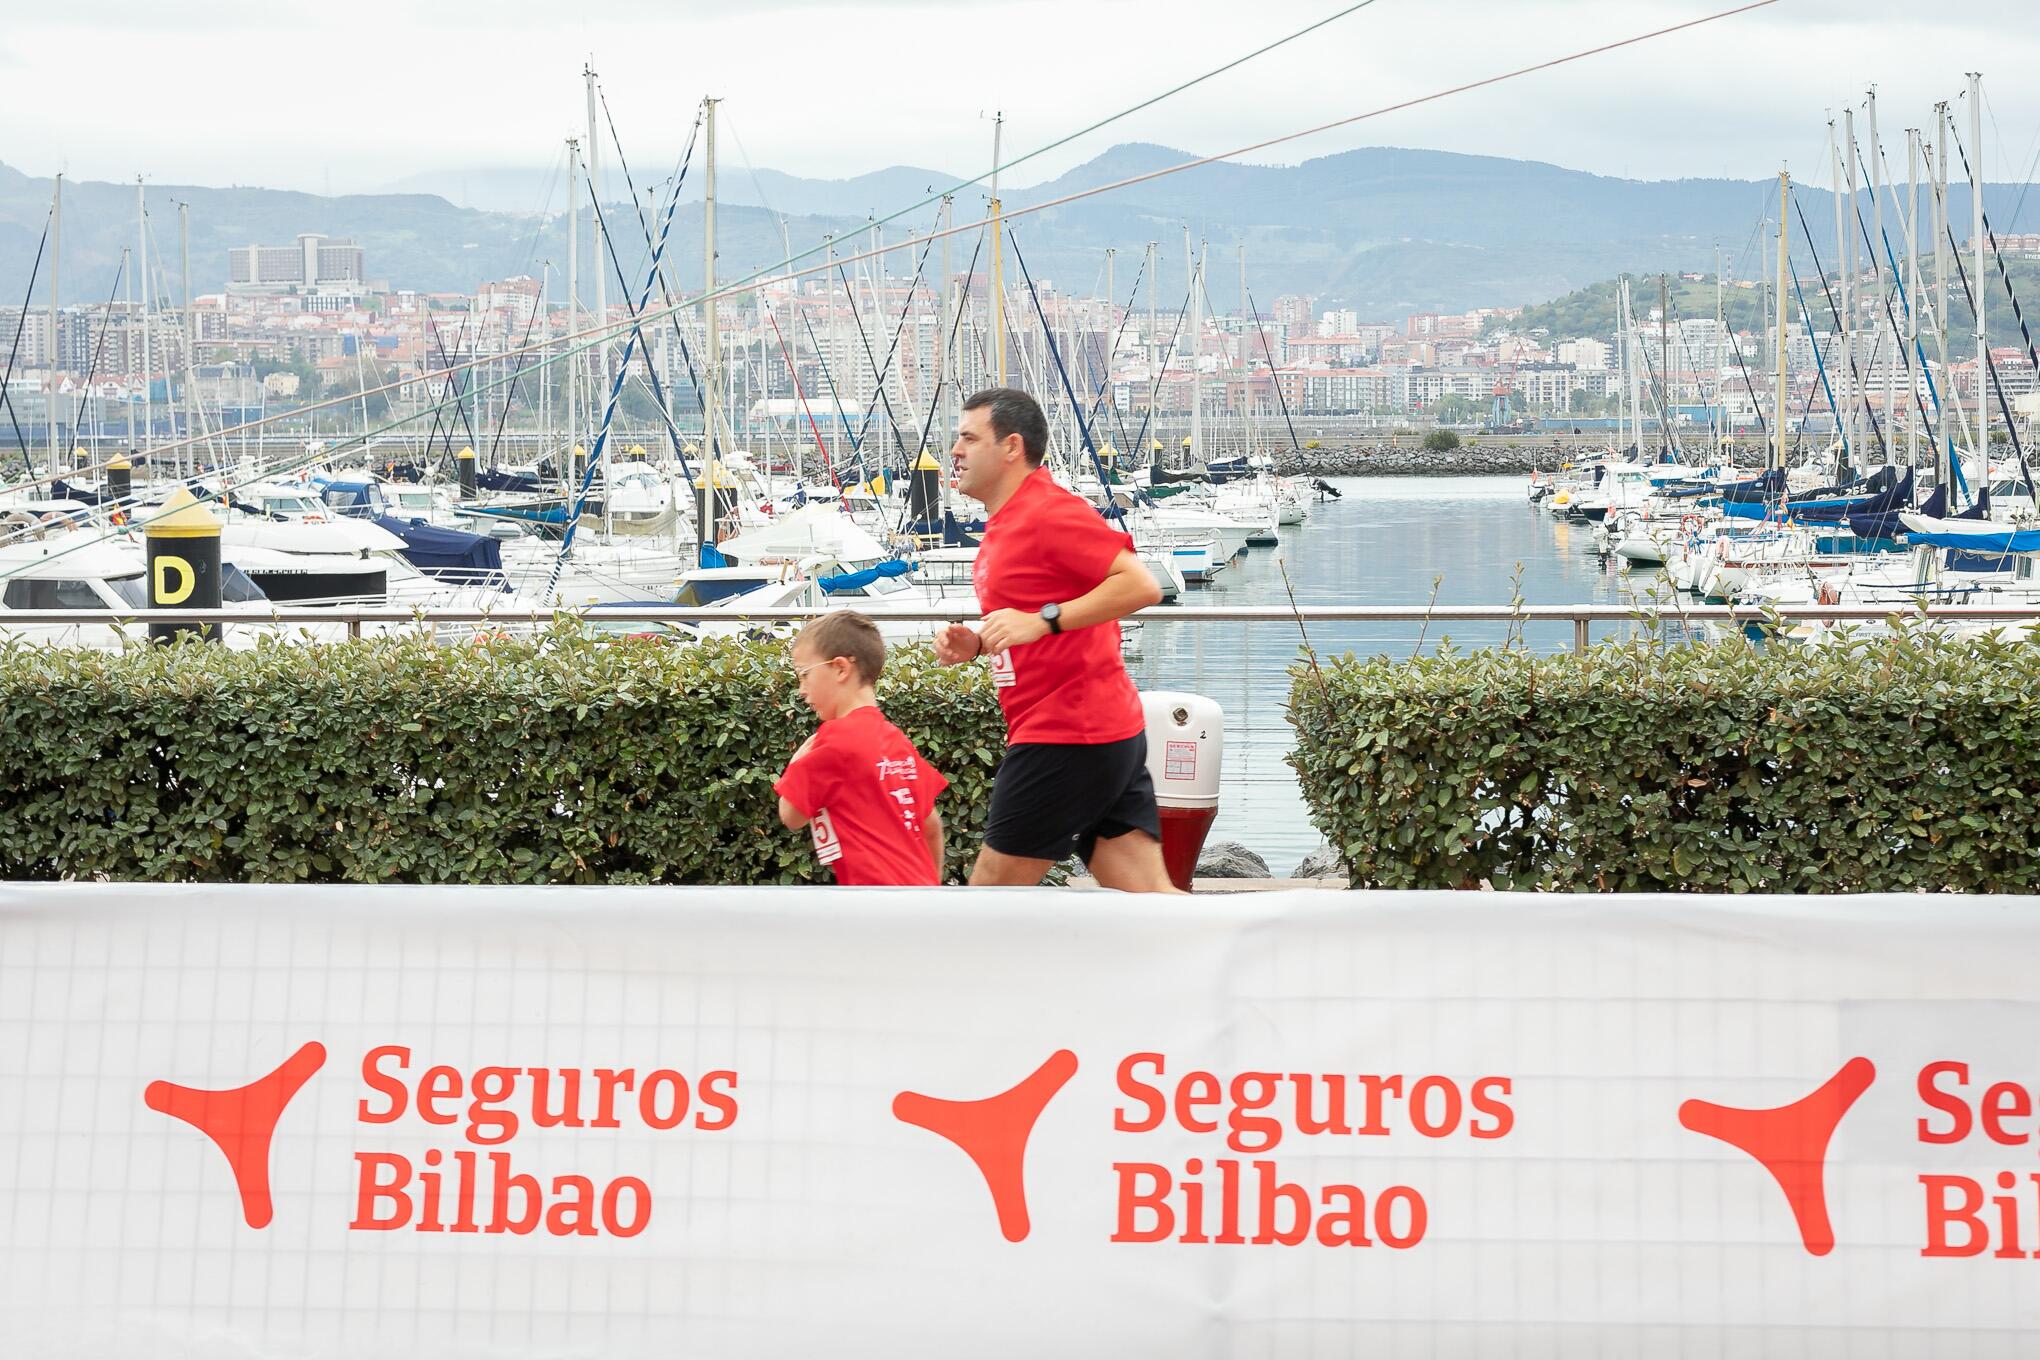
[922,808,945,879]
[775,736,829,831]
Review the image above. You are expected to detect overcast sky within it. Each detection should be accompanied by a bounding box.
[6,0,2038,198]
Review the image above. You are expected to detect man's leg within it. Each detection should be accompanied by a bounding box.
[1083,829,1183,894]
[969,847,1057,886]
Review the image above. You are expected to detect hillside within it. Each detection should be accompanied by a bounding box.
[1502,256,2040,342]
[7,146,2040,318]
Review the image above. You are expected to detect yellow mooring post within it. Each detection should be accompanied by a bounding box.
[144,486,224,645]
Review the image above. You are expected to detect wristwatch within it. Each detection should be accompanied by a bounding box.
[1039,602,1063,635]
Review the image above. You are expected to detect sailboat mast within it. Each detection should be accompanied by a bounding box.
[1714,248,1724,454]
[1906,128,1921,472]
[585,64,609,398]
[1868,89,1892,467]
[1190,240,1205,469]
[1969,72,1987,474]
[565,135,580,494]
[123,247,135,452]
[1843,109,1860,465]
[1103,246,1115,451]
[1146,240,1157,414]
[180,200,193,460]
[47,174,59,471]
[989,113,1005,386]
[704,96,721,548]
[1829,120,1850,465]
[1774,170,1790,471]
[1934,103,1951,490]
[137,177,151,458]
[1627,279,1642,456]
[938,194,953,437]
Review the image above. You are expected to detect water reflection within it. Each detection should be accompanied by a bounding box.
[1129,476,1670,874]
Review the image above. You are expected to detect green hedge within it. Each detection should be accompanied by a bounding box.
[0,628,1005,884]
[1288,627,2040,892]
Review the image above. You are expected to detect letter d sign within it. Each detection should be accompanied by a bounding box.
[154,555,194,606]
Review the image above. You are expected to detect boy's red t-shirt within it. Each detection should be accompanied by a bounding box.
[773,706,948,886]
[970,466,1146,745]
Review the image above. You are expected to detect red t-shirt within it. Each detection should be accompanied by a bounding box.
[773,706,948,886]
[971,466,1146,746]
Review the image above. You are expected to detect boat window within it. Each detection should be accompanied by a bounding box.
[2,577,119,610]
[219,564,267,604]
[105,574,151,608]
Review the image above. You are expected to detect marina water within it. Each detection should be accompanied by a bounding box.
[1127,475,1647,874]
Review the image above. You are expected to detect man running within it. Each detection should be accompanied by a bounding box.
[932,387,1178,892]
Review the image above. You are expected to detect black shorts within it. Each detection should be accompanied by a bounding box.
[983,734,1162,864]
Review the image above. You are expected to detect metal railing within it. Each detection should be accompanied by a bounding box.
[9,601,2040,652]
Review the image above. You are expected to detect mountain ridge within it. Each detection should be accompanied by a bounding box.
[5,145,2036,319]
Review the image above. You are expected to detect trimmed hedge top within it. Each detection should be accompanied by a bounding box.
[0,628,1005,884]
[1288,626,2040,892]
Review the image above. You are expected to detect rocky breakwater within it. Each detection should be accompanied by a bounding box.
[1271,441,1771,478]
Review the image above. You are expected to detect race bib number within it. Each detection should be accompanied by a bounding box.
[809,808,842,865]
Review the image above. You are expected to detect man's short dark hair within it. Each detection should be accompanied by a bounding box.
[797,609,885,685]
[962,387,1049,466]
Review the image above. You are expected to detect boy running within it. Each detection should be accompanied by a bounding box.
[776,610,948,885]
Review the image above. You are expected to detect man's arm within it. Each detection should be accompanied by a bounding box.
[922,808,945,878]
[978,550,1161,653]
[777,795,809,831]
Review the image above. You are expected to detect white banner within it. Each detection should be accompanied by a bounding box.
[2,884,2038,1357]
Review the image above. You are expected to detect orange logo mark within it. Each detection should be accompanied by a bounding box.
[145,1041,328,1229]
[1679,1056,1876,1256]
[893,1049,1077,1242]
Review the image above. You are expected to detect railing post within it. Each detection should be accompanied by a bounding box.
[349,618,362,641]
[1572,616,1590,654]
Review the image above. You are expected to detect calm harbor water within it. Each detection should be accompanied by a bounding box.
[1127,475,1643,874]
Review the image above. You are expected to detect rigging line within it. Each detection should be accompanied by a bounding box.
[1245,289,1306,456]
[1009,232,1125,518]
[1132,284,1196,467]
[834,224,937,464]
[1979,85,2040,233]
[140,206,226,466]
[598,83,673,289]
[1938,215,2035,497]
[594,106,711,472]
[1784,256,1850,466]
[22,1,1782,495]
[587,187,704,492]
[1945,127,2040,387]
[424,312,480,470]
[794,300,863,481]
[0,301,621,572]
[761,303,840,488]
[548,161,691,583]
[799,0,1393,278]
[0,210,50,479]
[1084,254,1151,456]
[481,278,553,469]
[893,229,989,535]
[1790,195,1888,463]
[68,252,129,475]
[1939,123,2040,497]
[1840,151,1942,471]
